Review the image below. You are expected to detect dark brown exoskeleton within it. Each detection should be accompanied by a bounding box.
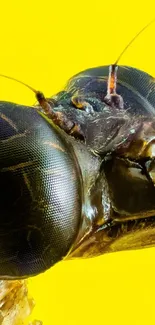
[0,20,155,279]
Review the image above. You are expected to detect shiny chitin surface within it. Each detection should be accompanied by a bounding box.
[0,103,82,277]
[47,66,155,259]
[1,65,155,276]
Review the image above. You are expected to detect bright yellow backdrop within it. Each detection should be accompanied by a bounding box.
[0,1,155,324]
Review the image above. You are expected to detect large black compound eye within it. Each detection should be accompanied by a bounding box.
[0,102,82,278]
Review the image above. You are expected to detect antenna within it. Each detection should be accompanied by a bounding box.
[0,73,51,112]
[0,19,155,111]
[107,65,118,95]
[104,19,155,108]
[115,18,155,65]
[0,73,38,94]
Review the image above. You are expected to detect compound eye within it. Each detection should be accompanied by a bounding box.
[0,104,82,277]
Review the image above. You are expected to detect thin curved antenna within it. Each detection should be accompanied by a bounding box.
[0,73,38,94]
[115,18,155,65]
[105,19,155,107]
[0,19,155,109]
[0,73,49,109]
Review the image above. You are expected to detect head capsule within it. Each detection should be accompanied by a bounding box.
[0,102,82,278]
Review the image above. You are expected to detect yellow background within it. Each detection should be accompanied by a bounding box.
[0,1,155,324]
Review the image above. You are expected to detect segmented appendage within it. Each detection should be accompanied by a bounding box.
[0,280,42,325]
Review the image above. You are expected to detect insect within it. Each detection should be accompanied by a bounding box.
[0,20,155,280]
